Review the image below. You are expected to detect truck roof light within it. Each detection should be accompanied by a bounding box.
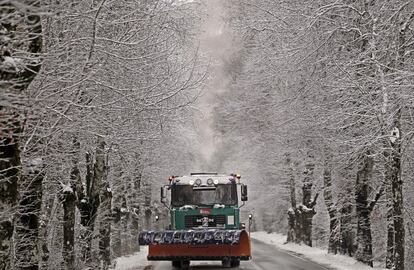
[195,178,202,186]
[207,178,214,185]
[213,179,219,185]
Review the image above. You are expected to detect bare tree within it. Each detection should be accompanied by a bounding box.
[0,1,42,269]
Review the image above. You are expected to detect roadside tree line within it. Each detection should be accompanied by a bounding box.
[1,1,205,270]
[213,1,414,270]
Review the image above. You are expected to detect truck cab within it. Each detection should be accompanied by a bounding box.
[164,173,246,231]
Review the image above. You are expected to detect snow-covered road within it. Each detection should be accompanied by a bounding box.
[145,238,330,270]
[113,232,386,270]
[114,237,329,270]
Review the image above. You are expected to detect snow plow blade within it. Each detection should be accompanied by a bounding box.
[138,229,251,260]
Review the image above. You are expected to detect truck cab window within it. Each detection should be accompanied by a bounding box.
[171,184,237,207]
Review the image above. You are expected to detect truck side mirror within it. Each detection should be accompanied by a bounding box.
[241,184,248,201]
[161,186,166,203]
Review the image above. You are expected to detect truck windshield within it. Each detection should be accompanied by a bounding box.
[171,184,237,207]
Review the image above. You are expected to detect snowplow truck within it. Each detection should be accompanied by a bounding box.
[138,173,251,268]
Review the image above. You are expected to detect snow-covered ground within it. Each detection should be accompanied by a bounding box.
[251,232,386,270]
[111,246,150,270]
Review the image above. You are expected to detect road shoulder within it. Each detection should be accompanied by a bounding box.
[251,232,386,270]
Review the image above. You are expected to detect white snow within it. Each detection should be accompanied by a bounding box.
[26,157,43,173]
[251,231,386,270]
[29,157,43,167]
[389,127,400,143]
[60,182,73,193]
[2,56,23,72]
[111,246,149,270]
[179,205,196,210]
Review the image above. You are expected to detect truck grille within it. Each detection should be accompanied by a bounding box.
[184,215,226,228]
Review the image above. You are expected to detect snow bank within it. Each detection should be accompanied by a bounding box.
[112,246,149,270]
[251,232,386,270]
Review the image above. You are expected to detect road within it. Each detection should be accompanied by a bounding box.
[149,239,331,270]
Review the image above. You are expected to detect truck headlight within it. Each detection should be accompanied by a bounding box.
[227,215,235,225]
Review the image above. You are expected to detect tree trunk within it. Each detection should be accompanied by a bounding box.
[0,2,42,268]
[390,7,412,267]
[79,151,95,263]
[125,155,143,253]
[383,146,395,269]
[385,179,395,269]
[61,184,76,270]
[144,181,152,232]
[98,153,112,269]
[285,153,297,243]
[14,162,43,270]
[339,202,355,256]
[39,195,57,270]
[99,180,112,270]
[111,207,122,257]
[111,167,124,258]
[131,166,143,251]
[80,139,105,266]
[355,153,374,267]
[287,209,295,243]
[323,157,339,254]
[301,156,317,247]
[285,151,318,246]
[120,206,130,255]
[59,138,84,269]
[390,116,403,270]
[0,127,20,270]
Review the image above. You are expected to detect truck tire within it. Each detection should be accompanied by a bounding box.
[222,258,231,268]
[171,260,190,269]
[231,258,240,267]
[181,260,190,269]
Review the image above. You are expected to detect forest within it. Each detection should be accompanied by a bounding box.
[1,1,414,270]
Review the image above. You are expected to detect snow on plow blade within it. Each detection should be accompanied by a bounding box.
[138,229,251,260]
[138,229,245,245]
